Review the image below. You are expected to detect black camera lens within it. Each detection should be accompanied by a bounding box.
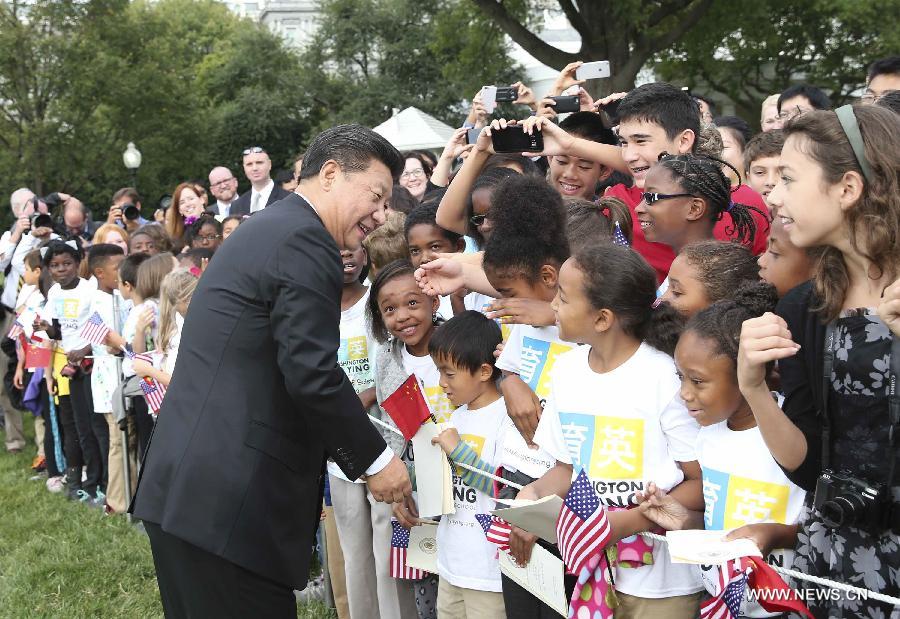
[819,494,867,529]
[123,204,140,220]
[31,213,53,229]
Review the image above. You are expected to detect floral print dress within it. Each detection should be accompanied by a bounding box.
[792,309,899,619]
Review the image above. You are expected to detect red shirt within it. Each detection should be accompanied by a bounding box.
[605,183,770,283]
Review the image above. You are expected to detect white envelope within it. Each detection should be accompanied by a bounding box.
[491,495,564,543]
[406,522,439,573]
[411,423,455,518]
[666,529,763,565]
[499,545,567,617]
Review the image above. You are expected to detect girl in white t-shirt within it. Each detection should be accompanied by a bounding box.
[528,243,705,618]
[636,282,806,618]
[132,268,197,399]
[367,259,444,619]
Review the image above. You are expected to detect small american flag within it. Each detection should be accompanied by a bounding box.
[389,520,428,580]
[556,469,612,576]
[612,221,630,246]
[139,377,166,414]
[7,320,23,340]
[700,556,752,619]
[475,513,512,551]
[79,312,110,345]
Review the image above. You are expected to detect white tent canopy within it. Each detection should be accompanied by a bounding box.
[372,107,455,151]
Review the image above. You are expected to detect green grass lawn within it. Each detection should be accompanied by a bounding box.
[0,419,335,618]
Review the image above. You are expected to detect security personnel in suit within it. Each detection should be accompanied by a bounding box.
[132,125,412,617]
[229,147,291,217]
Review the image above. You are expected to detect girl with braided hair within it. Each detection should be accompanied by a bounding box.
[637,281,807,617]
[635,153,765,257]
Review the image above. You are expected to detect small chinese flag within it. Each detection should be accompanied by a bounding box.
[381,375,432,440]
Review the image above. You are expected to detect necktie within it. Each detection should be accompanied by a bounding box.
[251,192,261,213]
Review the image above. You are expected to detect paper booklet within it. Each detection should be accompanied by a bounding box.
[411,422,455,518]
[406,521,439,574]
[666,529,763,565]
[491,494,564,543]
[499,545,567,617]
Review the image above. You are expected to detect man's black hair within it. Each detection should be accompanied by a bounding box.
[274,169,294,184]
[87,243,125,274]
[299,124,404,182]
[404,201,461,244]
[429,310,502,381]
[616,82,701,142]
[777,84,831,112]
[559,112,617,145]
[119,252,150,286]
[867,55,900,83]
[388,185,418,214]
[483,154,542,177]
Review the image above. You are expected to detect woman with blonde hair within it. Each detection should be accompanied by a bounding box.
[92,223,130,254]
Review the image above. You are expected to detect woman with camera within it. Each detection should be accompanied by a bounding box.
[738,104,900,618]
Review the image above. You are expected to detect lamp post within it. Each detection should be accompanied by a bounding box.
[122,142,142,189]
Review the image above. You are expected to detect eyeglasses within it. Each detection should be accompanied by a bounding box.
[641,192,695,206]
[242,146,266,156]
[400,168,425,180]
[210,177,235,188]
[775,105,809,121]
[861,90,896,104]
[469,214,487,227]
[196,234,222,242]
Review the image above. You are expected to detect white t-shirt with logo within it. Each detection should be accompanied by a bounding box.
[438,396,508,592]
[696,422,806,617]
[535,343,703,598]
[497,324,573,479]
[45,277,98,352]
[401,345,455,424]
[328,290,378,483]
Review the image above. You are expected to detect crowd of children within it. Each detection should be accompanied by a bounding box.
[2,55,899,619]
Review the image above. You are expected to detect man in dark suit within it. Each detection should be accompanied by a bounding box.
[229,146,291,217]
[131,125,411,617]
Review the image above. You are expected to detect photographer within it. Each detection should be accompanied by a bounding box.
[107,187,150,233]
[1,191,57,313]
[737,105,900,617]
[50,193,96,243]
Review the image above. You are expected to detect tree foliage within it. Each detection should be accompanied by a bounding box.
[467,0,716,95]
[297,0,522,131]
[0,0,313,224]
[653,0,900,127]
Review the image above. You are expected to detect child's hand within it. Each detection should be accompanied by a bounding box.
[33,317,50,333]
[66,346,89,365]
[509,525,538,567]
[737,313,800,394]
[501,375,543,444]
[431,427,461,454]
[13,365,24,390]
[485,298,555,327]
[725,523,780,556]
[132,359,154,378]
[392,495,420,530]
[415,258,465,296]
[135,307,155,333]
[103,331,125,350]
[493,341,505,359]
[634,481,691,531]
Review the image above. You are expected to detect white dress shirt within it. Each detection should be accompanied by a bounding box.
[250,180,275,214]
[216,200,232,217]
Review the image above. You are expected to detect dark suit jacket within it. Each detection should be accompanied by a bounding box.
[131,193,387,589]
[229,184,291,217]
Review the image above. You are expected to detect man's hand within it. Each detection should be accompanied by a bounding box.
[10,216,30,243]
[366,454,412,504]
[391,494,420,529]
[107,205,123,224]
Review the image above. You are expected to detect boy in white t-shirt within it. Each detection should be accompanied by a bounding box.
[85,244,130,513]
[397,310,508,619]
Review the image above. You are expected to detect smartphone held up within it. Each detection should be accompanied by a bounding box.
[490,125,543,154]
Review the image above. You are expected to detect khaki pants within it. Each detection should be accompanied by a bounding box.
[437,578,505,619]
[103,413,136,513]
[323,505,350,619]
[329,473,417,619]
[614,590,702,619]
[34,416,45,457]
